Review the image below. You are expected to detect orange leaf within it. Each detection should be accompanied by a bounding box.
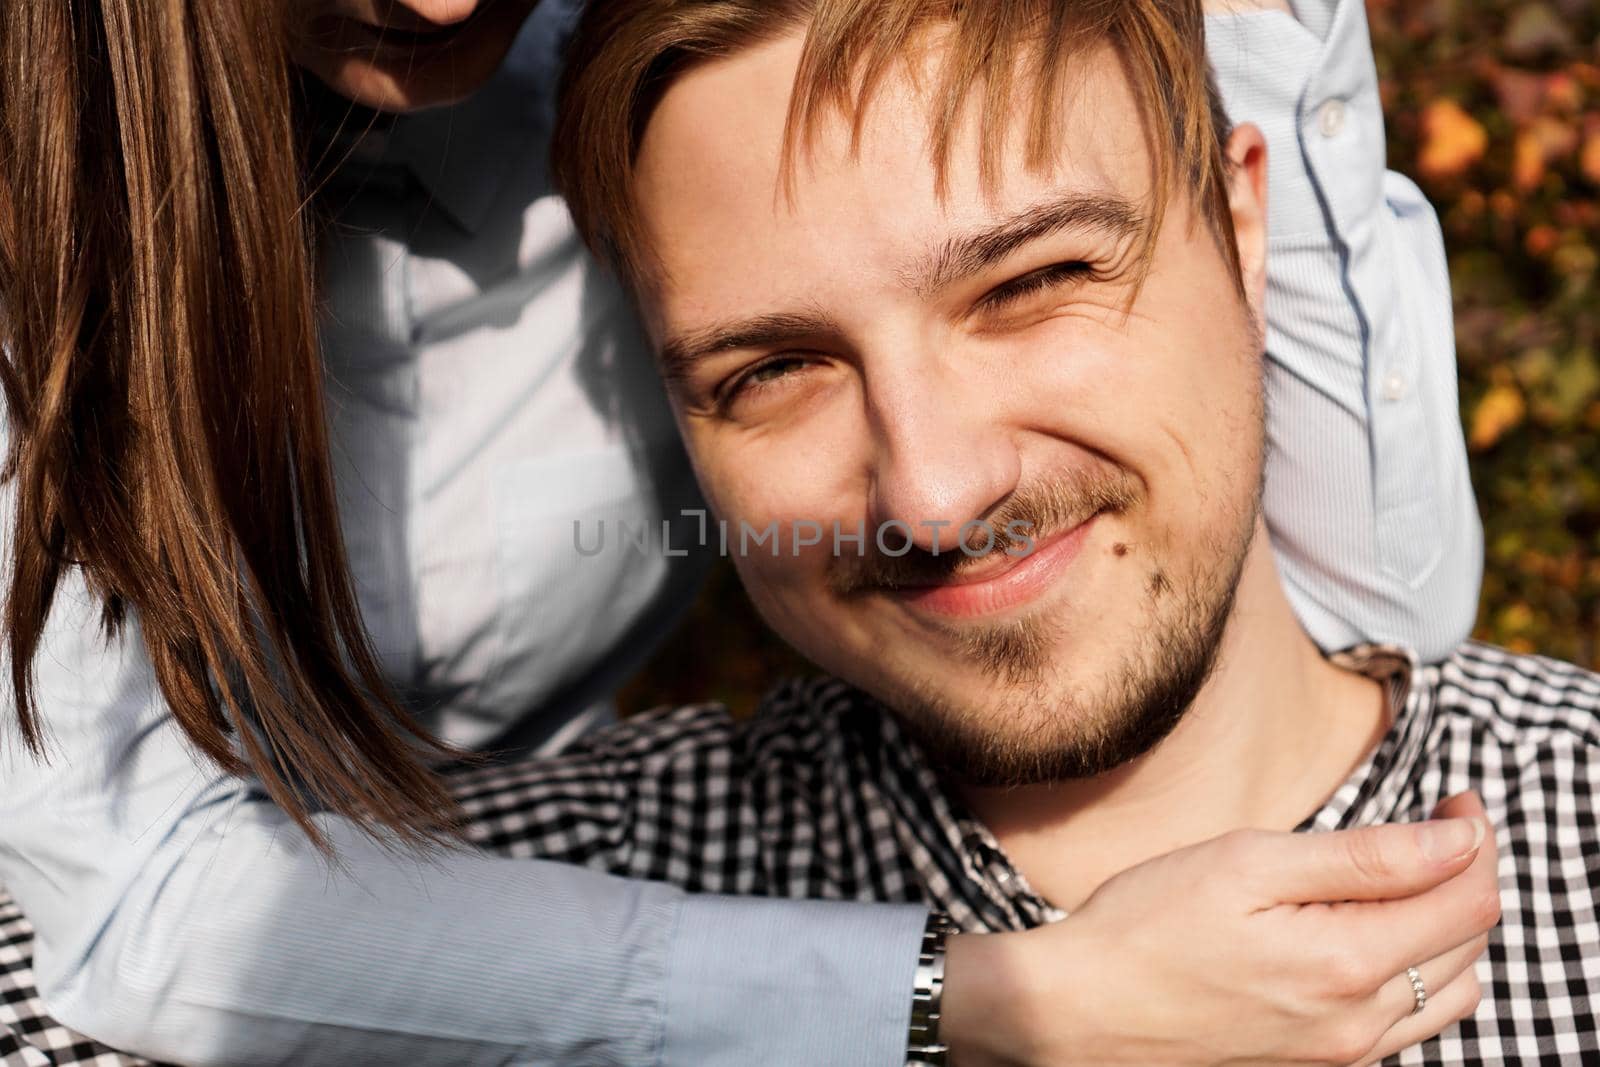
[1418,99,1489,180]
[1583,131,1600,185]
[1544,72,1582,113]
[1470,384,1527,450]
[1525,223,1560,257]
[1514,129,1547,190]
[1514,118,1579,191]
[1532,115,1580,157]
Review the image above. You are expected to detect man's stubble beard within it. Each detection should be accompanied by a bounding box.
[889,339,1268,788]
[893,519,1252,786]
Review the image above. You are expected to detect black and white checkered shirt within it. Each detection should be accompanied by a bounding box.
[5,641,1598,1065]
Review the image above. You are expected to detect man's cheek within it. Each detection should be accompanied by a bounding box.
[731,559,826,655]
[736,534,834,599]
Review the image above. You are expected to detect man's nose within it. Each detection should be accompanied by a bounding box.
[865,361,1021,555]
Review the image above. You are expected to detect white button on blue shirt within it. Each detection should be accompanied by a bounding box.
[1318,97,1348,137]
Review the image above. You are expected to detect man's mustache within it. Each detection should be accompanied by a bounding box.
[828,466,1142,596]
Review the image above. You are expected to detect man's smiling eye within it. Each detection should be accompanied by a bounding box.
[719,354,811,407]
[979,261,1097,313]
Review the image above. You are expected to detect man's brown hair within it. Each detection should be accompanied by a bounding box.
[552,0,1242,291]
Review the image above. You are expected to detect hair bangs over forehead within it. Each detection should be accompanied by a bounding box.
[553,0,1241,294]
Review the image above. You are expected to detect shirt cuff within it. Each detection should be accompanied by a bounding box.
[659,896,928,1067]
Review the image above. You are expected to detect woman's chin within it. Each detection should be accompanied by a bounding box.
[292,1,535,113]
[299,48,506,112]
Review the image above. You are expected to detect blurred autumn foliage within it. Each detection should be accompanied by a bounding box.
[1371,0,1600,667]
[622,0,1600,714]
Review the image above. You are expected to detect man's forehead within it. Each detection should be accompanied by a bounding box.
[632,32,1152,313]
[642,33,1145,197]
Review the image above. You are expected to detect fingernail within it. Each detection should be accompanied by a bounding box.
[1417,817,1485,862]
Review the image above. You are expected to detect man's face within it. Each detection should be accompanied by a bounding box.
[634,32,1272,784]
[289,0,540,110]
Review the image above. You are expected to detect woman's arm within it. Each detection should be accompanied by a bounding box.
[1208,0,1483,661]
[0,574,926,1066]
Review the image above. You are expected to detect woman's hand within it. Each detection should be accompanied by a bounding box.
[942,791,1500,1067]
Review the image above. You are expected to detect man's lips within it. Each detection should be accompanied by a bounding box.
[890,513,1101,619]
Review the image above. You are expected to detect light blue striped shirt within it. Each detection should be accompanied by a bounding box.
[0,0,1479,1064]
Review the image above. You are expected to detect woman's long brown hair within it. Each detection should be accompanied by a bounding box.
[0,0,458,849]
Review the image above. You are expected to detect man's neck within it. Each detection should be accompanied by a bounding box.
[961,527,1392,914]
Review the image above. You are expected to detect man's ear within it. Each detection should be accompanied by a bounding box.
[1224,123,1269,317]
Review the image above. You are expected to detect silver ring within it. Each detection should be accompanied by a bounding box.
[1406,965,1427,1016]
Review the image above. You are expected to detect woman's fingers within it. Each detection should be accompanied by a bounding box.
[1354,962,1486,1067]
[1311,794,1499,1066]
[1332,808,1501,988]
[1431,790,1488,825]
[1245,812,1486,908]
[1371,932,1489,1032]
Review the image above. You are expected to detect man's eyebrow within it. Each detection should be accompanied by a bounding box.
[910,192,1147,296]
[658,310,840,383]
[655,194,1142,379]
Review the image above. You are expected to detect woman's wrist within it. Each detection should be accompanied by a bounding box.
[940,922,1093,1067]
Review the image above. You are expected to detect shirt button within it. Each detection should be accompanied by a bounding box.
[1382,372,1407,401]
[1317,99,1347,138]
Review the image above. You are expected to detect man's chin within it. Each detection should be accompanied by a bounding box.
[867,593,1235,786]
[887,674,1193,788]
